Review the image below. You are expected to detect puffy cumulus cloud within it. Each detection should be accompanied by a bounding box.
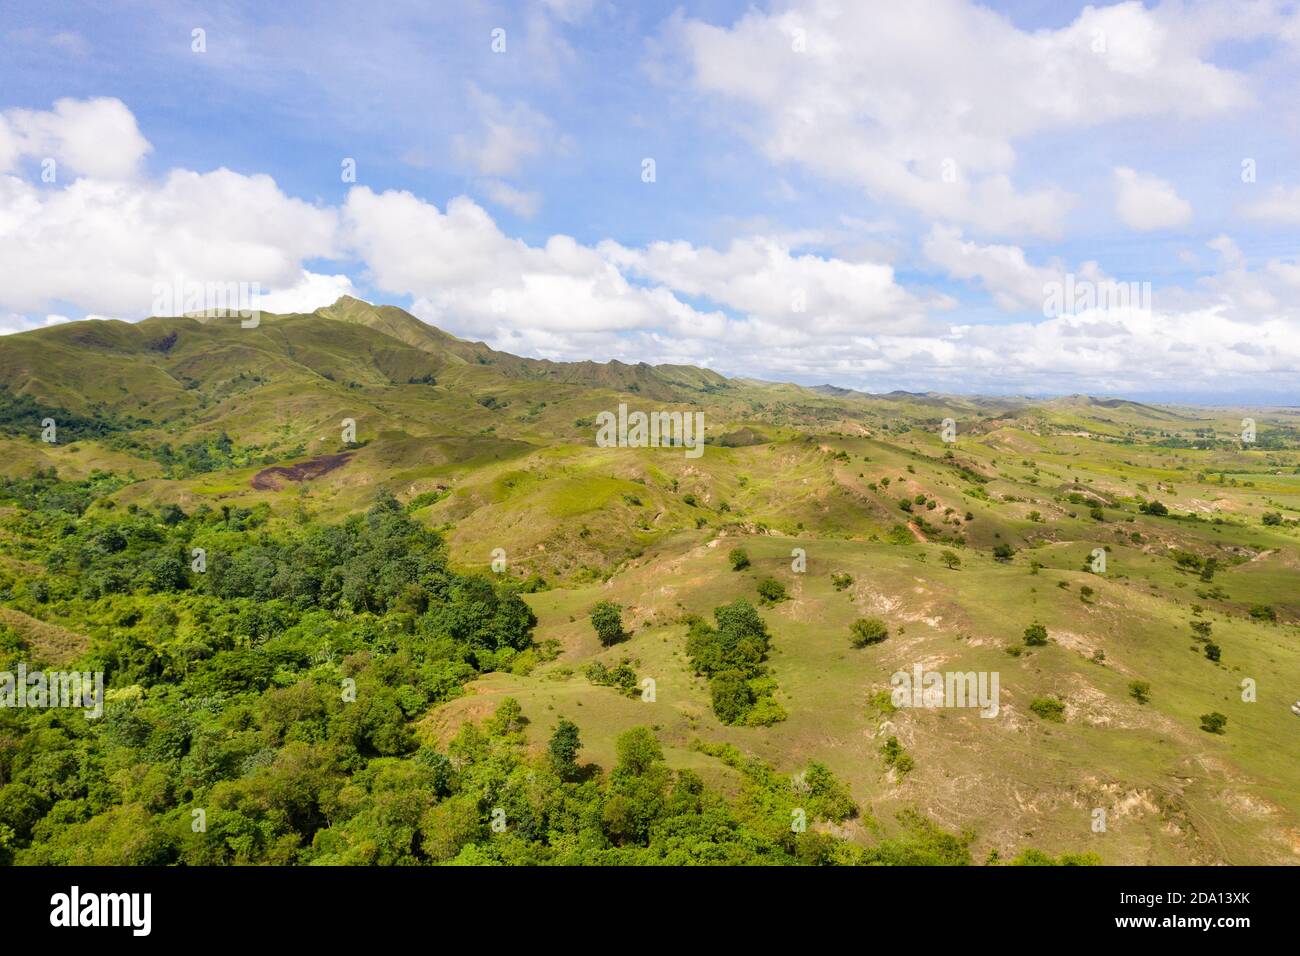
[2,97,1296,400]
[664,293,1300,398]
[1171,234,1300,318]
[1114,167,1193,231]
[0,110,339,316]
[0,97,150,180]
[342,186,733,339]
[601,235,935,334]
[8,175,1299,399]
[925,226,1067,312]
[341,186,942,357]
[930,305,1300,396]
[0,100,340,317]
[1238,184,1300,224]
[254,271,356,315]
[676,0,1249,237]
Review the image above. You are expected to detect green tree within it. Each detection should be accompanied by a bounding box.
[1199,712,1227,734]
[940,549,961,570]
[615,727,663,776]
[710,671,756,724]
[728,548,750,571]
[590,600,626,646]
[1023,623,1048,646]
[548,718,581,779]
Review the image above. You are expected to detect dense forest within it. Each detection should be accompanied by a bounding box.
[0,468,1099,865]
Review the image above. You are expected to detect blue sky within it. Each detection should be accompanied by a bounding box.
[2,0,1299,402]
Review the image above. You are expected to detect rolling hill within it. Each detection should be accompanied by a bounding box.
[0,298,1297,865]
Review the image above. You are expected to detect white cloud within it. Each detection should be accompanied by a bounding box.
[0,163,338,315]
[2,95,1297,399]
[1238,184,1300,224]
[924,225,1072,312]
[478,178,541,218]
[1114,167,1193,231]
[342,186,732,339]
[540,0,596,24]
[602,234,933,334]
[451,86,563,178]
[0,97,150,180]
[676,0,1247,237]
[254,271,355,315]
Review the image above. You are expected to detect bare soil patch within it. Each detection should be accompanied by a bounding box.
[251,452,354,490]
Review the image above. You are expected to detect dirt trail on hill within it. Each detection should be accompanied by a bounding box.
[251,453,354,490]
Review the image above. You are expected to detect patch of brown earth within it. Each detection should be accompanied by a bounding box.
[251,452,354,490]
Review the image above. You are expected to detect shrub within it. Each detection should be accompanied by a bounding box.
[1249,604,1277,622]
[1029,697,1065,722]
[850,617,889,647]
[880,736,913,774]
[1023,623,1048,646]
[1128,680,1150,704]
[1204,642,1221,662]
[728,548,750,571]
[887,524,914,545]
[1199,712,1227,734]
[756,577,787,604]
